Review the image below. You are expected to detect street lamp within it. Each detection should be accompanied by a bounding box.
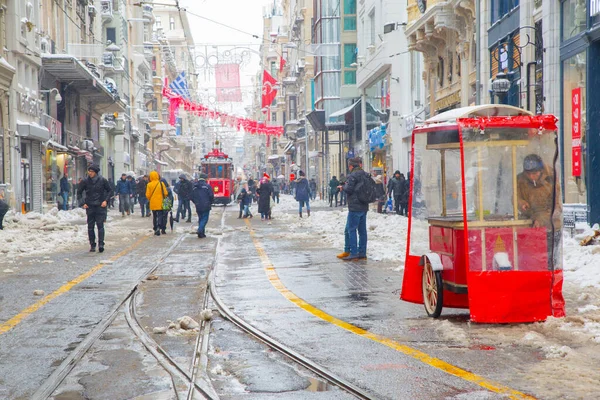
[491,72,511,101]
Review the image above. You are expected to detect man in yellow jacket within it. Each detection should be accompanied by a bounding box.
[146,171,169,236]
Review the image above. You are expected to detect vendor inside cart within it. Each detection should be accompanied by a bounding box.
[517,154,561,230]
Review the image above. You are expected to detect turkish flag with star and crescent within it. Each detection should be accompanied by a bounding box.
[261,70,278,111]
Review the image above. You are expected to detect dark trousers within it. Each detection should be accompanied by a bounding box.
[340,191,347,205]
[272,193,280,204]
[176,199,191,220]
[400,202,408,216]
[129,195,136,213]
[118,194,130,213]
[238,202,244,217]
[0,208,7,229]
[138,197,149,216]
[329,191,339,206]
[393,195,402,214]
[86,206,107,247]
[152,210,165,231]
[197,210,210,235]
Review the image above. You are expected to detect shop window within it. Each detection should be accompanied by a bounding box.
[490,32,521,107]
[562,51,587,204]
[106,27,116,44]
[561,0,586,41]
[491,0,519,24]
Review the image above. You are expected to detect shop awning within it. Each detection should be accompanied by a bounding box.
[41,55,126,113]
[306,109,326,131]
[329,100,360,118]
[46,140,69,152]
[17,121,50,141]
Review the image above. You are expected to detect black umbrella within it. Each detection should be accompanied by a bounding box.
[169,211,174,231]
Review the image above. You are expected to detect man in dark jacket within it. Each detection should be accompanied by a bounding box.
[309,178,317,200]
[59,174,70,210]
[127,175,136,213]
[387,170,405,215]
[399,173,409,216]
[190,173,214,238]
[271,178,280,204]
[328,176,340,207]
[339,157,369,261]
[77,165,113,253]
[115,173,131,216]
[136,175,150,217]
[295,170,311,218]
[338,174,347,206]
[257,174,273,221]
[174,174,193,223]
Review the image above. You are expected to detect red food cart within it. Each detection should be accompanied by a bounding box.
[401,105,565,323]
[200,148,234,205]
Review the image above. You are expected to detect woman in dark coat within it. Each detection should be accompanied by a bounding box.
[256,174,273,221]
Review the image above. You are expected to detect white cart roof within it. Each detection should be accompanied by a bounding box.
[424,105,533,125]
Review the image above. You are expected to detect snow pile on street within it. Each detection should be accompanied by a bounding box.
[563,226,600,288]
[274,195,428,267]
[0,207,151,259]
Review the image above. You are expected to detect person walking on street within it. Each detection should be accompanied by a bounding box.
[59,174,70,210]
[387,171,405,215]
[136,175,150,217]
[375,175,386,213]
[309,178,317,200]
[295,170,311,218]
[329,176,340,207]
[127,175,136,214]
[174,174,193,222]
[190,173,214,238]
[0,192,9,230]
[338,174,347,206]
[400,173,409,216]
[77,165,113,253]
[257,173,273,221]
[106,178,115,208]
[271,178,280,204]
[115,173,131,216]
[146,171,169,236]
[338,157,369,261]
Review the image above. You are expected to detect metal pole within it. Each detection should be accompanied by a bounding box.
[360,91,368,170]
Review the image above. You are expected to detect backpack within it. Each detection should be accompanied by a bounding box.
[356,172,378,204]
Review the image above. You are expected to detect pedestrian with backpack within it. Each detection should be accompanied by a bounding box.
[337,157,376,261]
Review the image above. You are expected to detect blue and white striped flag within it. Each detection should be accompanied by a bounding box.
[169,71,190,99]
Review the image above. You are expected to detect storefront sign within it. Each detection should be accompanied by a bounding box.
[42,114,62,144]
[16,92,41,118]
[435,91,461,111]
[571,88,582,177]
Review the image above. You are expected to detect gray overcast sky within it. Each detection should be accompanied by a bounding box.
[179,0,272,114]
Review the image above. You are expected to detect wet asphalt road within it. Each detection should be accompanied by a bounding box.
[0,200,598,399]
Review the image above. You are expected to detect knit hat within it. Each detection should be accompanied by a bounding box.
[263,172,270,180]
[88,165,100,173]
[199,173,208,180]
[179,174,187,179]
[299,170,305,177]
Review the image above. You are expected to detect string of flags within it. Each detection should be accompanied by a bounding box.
[162,84,284,137]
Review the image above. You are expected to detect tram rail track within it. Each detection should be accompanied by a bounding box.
[32,207,228,400]
[210,208,376,400]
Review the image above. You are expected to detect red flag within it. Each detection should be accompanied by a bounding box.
[279,57,286,72]
[261,70,278,111]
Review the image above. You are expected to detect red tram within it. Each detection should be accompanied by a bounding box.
[200,148,234,205]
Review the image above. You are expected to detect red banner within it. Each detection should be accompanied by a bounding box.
[572,88,582,177]
[215,64,242,102]
[261,70,278,110]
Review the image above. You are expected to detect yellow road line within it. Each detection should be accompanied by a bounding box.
[245,220,535,400]
[0,236,148,335]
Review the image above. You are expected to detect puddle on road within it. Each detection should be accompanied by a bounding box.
[306,377,332,392]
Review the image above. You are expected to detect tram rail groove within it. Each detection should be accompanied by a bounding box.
[211,208,375,400]
[31,233,190,400]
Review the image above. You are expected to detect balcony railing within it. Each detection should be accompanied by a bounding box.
[138,111,161,123]
[142,4,154,24]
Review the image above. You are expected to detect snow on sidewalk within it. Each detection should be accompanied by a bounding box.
[0,207,150,260]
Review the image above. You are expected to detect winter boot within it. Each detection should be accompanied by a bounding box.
[299,212,302,218]
[238,211,242,219]
[307,210,311,217]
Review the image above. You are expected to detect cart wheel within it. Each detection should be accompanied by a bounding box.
[422,259,443,318]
